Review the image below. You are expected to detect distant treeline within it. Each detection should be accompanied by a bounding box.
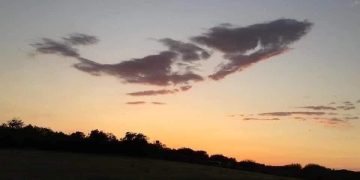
[1,119,359,180]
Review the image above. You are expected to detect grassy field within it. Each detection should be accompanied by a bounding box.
[0,149,297,180]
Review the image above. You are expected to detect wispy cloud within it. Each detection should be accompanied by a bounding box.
[126,101,167,105]
[31,33,98,58]
[179,85,192,91]
[313,117,348,126]
[127,86,192,96]
[345,116,359,120]
[243,117,280,121]
[126,101,146,105]
[152,102,166,105]
[298,106,337,111]
[31,38,80,58]
[127,89,178,96]
[336,106,356,111]
[63,33,99,46]
[231,99,359,127]
[259,111,326,116]
[294,117,306,121]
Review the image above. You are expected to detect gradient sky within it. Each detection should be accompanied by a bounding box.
[1,0,360,170]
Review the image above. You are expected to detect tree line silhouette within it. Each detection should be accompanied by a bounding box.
[1,119,359,179]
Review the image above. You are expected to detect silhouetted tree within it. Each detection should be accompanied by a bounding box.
[122,132,148,144]
[301,164,331,179]
[89,129,109,142]
[238,160,266,172]
[70,131,86,140]
[153,140,166,149]
[209,154,236,167]
[7,118,24,129]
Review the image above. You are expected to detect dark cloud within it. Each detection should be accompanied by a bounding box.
[71,58,103,76]
[31,34,99,58]
[243,117,280,121]
[31,19,313,92]
[152,102,166,105]
[73,51,204,86]
[126,101,146,105]
[192,19,312,80]
[74,38,211,87]
[179,85,192,91]
[259,111,326,116]
[209,47,288,80]
[159,38,210,61]
[299,106,337,111]
[32,35,204,87]
[192,19,312,54]
[63,33,99,46]
[31,38,79,58]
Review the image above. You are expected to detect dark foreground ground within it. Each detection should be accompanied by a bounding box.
[0,149,297,180]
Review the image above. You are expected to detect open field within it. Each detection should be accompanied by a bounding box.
[0,149,297,180]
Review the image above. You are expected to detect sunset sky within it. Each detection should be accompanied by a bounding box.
[1,0,360,170]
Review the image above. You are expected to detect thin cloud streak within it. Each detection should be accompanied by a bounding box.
[230,100,359,127]
[243,117,280,121]
[345,116,359,120]
[31,38,80,58]
[299,106,337,111]
[127,89,177,96]
[259,111,326,116]
[126,86,192,96]
[152,102,166,105]
[337,106,356,111]
[126,101,146,105]
[313,117,348,125]
[63,33,99,46]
